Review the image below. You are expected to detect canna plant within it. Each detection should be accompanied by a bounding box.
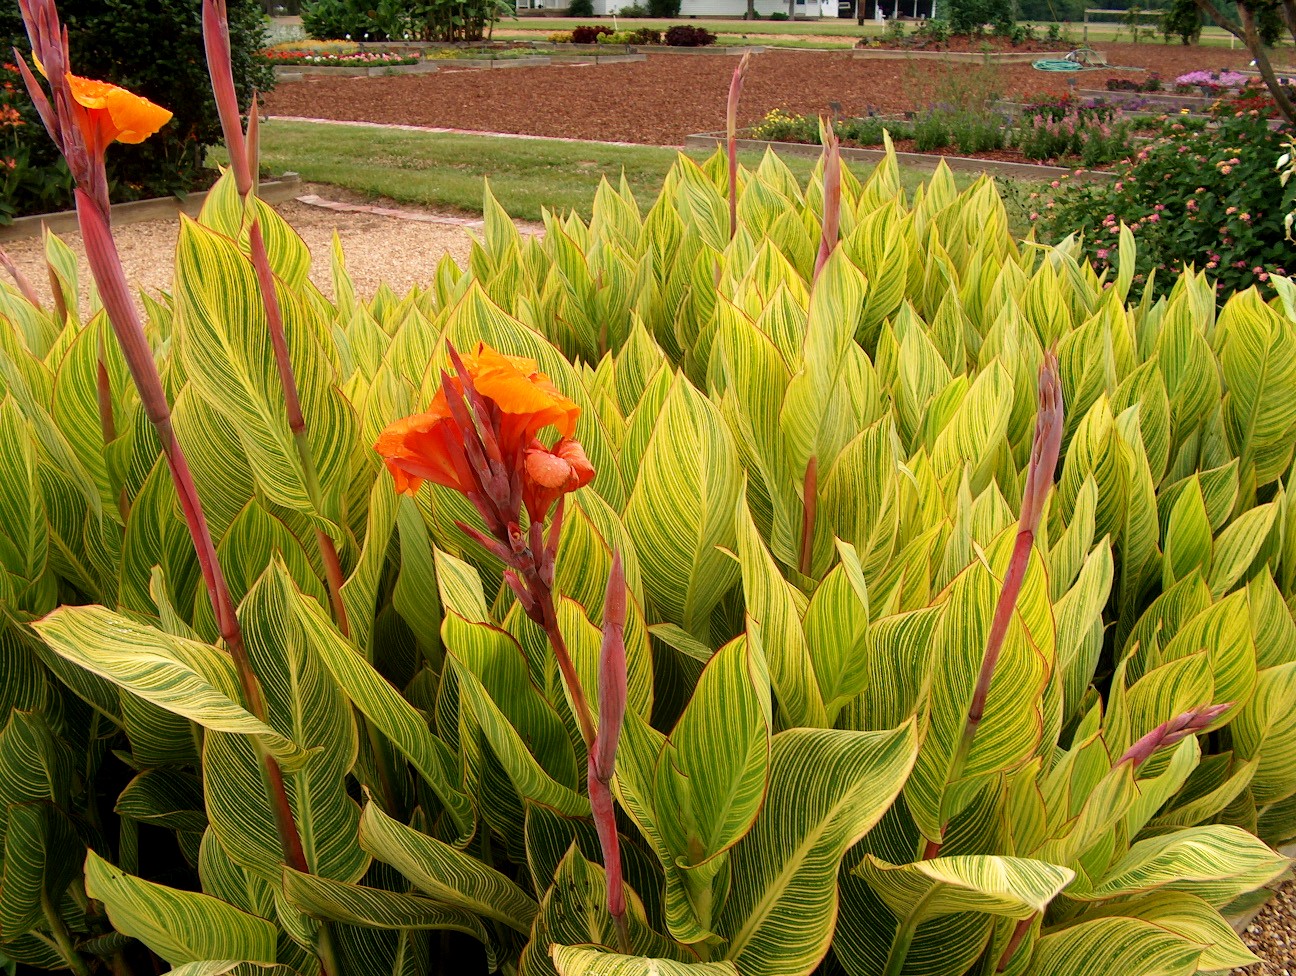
[1,0,1295,972]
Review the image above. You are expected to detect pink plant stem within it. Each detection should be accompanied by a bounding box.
[76,188,314,881]
[925,352,1063,860]
[202,0,253,195]
[534,582,598,751]
[0,246,44,310]
[589,552,629,952]
[726,51,751,240]
[589,772,630,951]
[246,219,352,640]
[813,119,841,282]
[995,916,1034,972]
[799,456,818,577]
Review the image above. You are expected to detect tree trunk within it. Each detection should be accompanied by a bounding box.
[1192,0,1296,125]
[747,0,756,18]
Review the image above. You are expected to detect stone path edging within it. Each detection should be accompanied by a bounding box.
[269,115,675,148]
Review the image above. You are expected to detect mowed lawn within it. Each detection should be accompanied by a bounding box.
[249,119,1023,224]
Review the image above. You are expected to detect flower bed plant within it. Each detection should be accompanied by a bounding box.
[747,101,1140,166]
[1038,107,1296,298]
[1106,74,1163,93]
[260,49,420,66]
[1173,69,1252,93]
[1015,95,1137,167]
[4,6,1296,976]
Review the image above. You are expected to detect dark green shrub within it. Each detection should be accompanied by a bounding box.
[568,0,596,16]
[916,18,951,41]
[1161,0,1201,43]
[945,0,1006,35]
[912,109,951,149]
[3,0,271,221]
[664,23,715,44]
[301,0,387,38]
[618,2,651,15]
[768,9,788,18]
[648,0,682,16]
[628,26,662,42]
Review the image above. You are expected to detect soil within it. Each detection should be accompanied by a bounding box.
[261,45,1256,146]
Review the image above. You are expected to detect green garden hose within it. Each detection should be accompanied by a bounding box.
[1031,47,1142,72]
[1032,58,1085,71]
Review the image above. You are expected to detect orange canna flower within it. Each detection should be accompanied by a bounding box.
[66,74,172,151]
[376,342,589,512]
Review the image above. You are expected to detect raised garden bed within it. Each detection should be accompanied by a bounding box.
[684,131,1115,182]
[273,61,439,79]
[0,176,303,243]
[1074,88,1212,112]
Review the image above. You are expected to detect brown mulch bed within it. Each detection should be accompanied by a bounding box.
[262,45,1255,146]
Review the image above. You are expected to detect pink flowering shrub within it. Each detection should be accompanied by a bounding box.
[1015,97,1134,166]
[1037,109,1296,299]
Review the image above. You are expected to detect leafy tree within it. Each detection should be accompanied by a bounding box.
[3,0,271,207]
[1192,0,1296,121]
[1162,0,1203,42]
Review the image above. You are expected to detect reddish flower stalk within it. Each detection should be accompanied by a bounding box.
[993,701,1231,972]
[995,917,1035,973]
[202,0,253,195]
[0,245,44,310]
[204,5,351,645]
[18,0,319,940]
[726,51,751,241]
[589,552,630,952]
[798,456,818,577]
[377,340,599,749]
[813,118,841,282]
[924,351,1063,861]
[375,343,625,935]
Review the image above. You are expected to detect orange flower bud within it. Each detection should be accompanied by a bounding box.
[523,438,595,522]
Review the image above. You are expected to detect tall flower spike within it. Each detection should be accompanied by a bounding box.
[726,50,751,240]
[813,116,841,282]
[203,0,252,194]
[16,0,170,214]
[17,9,321,964]
[588,552,629,951]
[925,349,1063,860]
[1116,704,1233,770]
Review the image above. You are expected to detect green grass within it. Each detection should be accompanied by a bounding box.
[245,119,1039,236]
[491,15,1288,48]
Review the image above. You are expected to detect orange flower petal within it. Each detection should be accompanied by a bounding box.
[66,73,172,146]
[374,408,466,496]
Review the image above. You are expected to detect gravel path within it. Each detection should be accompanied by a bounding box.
[0,185,482,308]
[1238,881,1296,975]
